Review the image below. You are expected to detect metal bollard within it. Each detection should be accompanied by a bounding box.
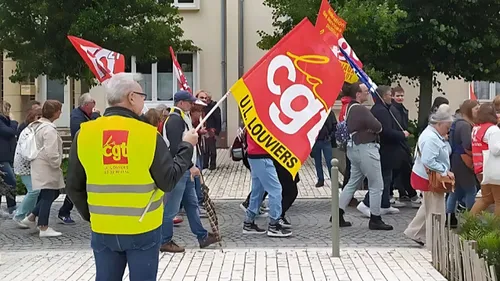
[331,158,340,257]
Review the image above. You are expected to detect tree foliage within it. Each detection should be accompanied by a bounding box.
[258,0,500,125]
[0,0,195,84]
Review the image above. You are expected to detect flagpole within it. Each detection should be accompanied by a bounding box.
[195,91,231,131]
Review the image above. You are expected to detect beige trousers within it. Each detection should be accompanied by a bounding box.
[404,191,446,248]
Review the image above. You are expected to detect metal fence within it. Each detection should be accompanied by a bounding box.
[431,213,498,281]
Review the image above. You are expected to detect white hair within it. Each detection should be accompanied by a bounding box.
[104,73,143,106]
[78,93,93,107]
[429,104,454,124]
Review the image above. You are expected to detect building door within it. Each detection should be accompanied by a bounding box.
[39,76,71,127]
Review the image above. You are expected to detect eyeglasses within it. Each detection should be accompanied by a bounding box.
[198,96,208,100]
[132,91,147,100]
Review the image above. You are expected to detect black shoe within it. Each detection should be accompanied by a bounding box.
[339,209,352,227]
[267,222,292,237]
[368,215,393,230]
[279,217,291,229]
[315,180,325,187]
[209,165,216,170]
[445,213,458,229]
[243,221,267,234]
[457,203,467,213]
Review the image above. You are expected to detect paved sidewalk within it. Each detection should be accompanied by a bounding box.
[0,248,446,281]
[201,149,347,200]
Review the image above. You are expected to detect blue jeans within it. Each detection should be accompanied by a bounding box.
[91,227,161,281]
[161,170,207,244]
[31,189,59,226]
[245,158,282,223]
[14,175,40,220]
[312,140,333,181]
[0,162,17,211]
[446,184,477,213]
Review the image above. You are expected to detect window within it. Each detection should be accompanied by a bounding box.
[166,0,200,10]
[474,81,500,100]
[129,53,197,105]
[47,79,65,103]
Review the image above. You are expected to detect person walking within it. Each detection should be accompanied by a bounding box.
[160,90,219,253]
[470,103,500,216]
[404,104,454,246]
[446,100,479,227]
[12,106,42,227]
[65,73,197,281]
[0,100,18,218]
[20,100,65,237]
[356,86,408,217]
[337,82,393,231]
[196,90,221,170]
[311,111,336,187]
[389,86,421,207]
[58,93,101,225]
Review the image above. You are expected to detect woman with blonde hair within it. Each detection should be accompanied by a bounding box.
[404,104,455,246]
[0,100,18,217]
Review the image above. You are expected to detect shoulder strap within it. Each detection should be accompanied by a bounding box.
[345,103,359,121]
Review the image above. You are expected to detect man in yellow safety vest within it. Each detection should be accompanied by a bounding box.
[65,72,198,281]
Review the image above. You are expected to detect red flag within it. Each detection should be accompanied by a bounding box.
[315,0,362,84]
[170,46,192,94]
[68,36,125,84]
[230,19,345,177]
[469,82,477,101]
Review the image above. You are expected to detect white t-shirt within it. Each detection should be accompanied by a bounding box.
[484,125,500,157]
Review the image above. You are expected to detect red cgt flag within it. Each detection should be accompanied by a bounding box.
[469,82,477,101]
[315,0,362,84]
[170,46,192,94]
[68,36,125,84]
[230,18,345,177]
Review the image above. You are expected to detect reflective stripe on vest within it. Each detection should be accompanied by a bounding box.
[77,115,163,235]
[471,123,495,174]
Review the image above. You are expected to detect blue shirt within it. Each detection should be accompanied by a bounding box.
[413,125,451,179]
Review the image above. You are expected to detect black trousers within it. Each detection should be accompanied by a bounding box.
[203,136,217,168]
[58,196,74,217]
[242,157,298,217]
[32,189,60,226]
[392,159,417,198]
[342,153,351,189]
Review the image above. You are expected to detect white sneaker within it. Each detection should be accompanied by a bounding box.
[381,207,400,215]
[13,218,30,229]
[389,197,396,205]
[411,197,422,208]
[39,227,62,238]
[357,202,371,218]
[476,190,482,198]
[20,217,36,229]
[392,200,407,208]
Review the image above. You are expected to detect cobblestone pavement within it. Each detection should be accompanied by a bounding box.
[0,248,445,281]
[0,199,420,251]
[203,149,342,199]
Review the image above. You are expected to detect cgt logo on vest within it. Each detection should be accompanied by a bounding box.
[102,130,129,165]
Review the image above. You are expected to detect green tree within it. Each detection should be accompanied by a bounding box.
[258,0,500,126]
[0,0,195,85]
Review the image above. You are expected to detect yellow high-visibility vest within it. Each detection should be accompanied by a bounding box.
[77,115,164,235]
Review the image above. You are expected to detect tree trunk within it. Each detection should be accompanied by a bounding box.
[417,73,433,131]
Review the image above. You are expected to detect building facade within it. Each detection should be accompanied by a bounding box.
[1,0,497,146]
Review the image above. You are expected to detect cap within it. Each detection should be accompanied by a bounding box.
[174,90,197,103]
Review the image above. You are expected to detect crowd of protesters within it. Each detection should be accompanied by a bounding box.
[1,73,500,279]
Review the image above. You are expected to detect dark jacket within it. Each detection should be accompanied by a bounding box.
[0,115,19,163]
[65,106,194,222]
[390,100,409,130]
[317,111,337,141]
[164,108,190,157]
[70,107,100,139]
[203,100,222,135]
[371,98,407,168]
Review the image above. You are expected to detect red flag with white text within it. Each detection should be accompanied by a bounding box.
[315,0,363,84]
[170,46,192,94]
[230,19,345,177]
[67,36,125,84]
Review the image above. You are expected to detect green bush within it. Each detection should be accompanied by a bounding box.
[459,212,500,275]
[14,157,70,196]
